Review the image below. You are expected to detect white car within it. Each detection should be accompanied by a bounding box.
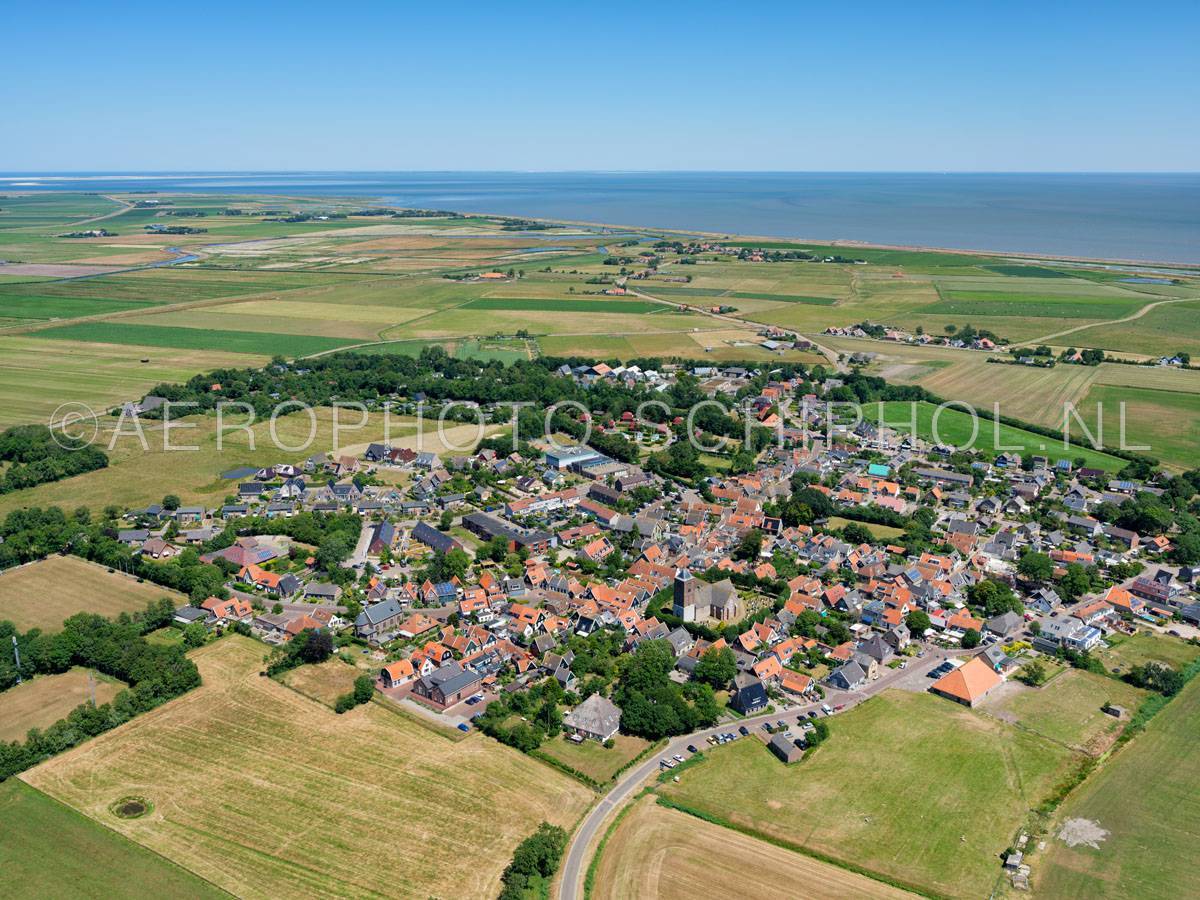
[673,754,684,763]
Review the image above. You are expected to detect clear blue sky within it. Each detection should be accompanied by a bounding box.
[3,1,1197,172]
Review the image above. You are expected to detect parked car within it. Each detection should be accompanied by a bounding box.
[456,723,470,733]
[738,725,750,736]
[687,744,698,754]
[673,754,685,763]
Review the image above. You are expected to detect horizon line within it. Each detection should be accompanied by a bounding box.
[2,169,1199,177]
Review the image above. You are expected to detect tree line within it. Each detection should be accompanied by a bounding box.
[0,600,201,781]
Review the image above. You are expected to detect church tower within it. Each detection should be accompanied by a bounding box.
[673,568,699,622]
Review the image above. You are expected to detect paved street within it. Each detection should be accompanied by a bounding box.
[557,647,949,900]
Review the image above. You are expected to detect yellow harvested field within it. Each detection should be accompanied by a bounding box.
[0,335,266,428]
[0,555,184,632]
[593,796,916,900]
[22,636,591,900]
[1091,362,1200,393]
[0,668,124,742]
[281,657,366,708]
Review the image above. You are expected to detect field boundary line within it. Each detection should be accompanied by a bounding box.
[12,778,236,897]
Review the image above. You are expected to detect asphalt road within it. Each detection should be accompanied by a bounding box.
[557,647,951,900]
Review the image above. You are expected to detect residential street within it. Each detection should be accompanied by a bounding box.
[557,647,950,900]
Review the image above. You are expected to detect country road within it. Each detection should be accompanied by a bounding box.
[628,279,847,372]
[557,646,954,900]
[1018,295,1199,347]
[70,194,133,226]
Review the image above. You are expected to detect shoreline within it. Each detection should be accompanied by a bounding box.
[5,187,1200,271]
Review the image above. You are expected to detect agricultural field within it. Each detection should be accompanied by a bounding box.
[983,669,1146,755]
[925,288,1144,320]
[1047,299,1200,357]
[870,400,1126,471]
[1096,631,1200,676]
[0,779,225,899]
[0,555,185,632]
[21,636,592,899]
[1,191,1198,467]
[32,322,359,356]
[0,667,125,743]
[0,409,500,516]
[591,795,916,900]
[462,296,666,314]
[659,690,1078,898]
[1076,383,1200,471]
[0,334,266,428]
[1035,673,1200,898]
[819,336,1200,468]
[535,732,652,783]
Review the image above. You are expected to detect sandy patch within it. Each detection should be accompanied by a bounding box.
[1058,818,1109,849]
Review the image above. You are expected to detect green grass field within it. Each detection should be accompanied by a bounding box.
[535,733,652,783]
[460,297,666,314]
[1077,383,1200,471]
[1036,673,1200,897]
[728,291,839,305]
[871,400,1126,470]
[982,265,1075,278]
[926,290,1143,319]
[1096,631,1200,676]
[32,322,357,356]
[660,690,1077,898]
[825,516,905,540]
[987,669,1146,755]
[0,780,226,899]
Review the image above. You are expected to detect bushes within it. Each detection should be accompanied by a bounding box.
[498,822,568,900]
[265,628,334,677]
[1125,661,1186,696]
[335,674,376,714]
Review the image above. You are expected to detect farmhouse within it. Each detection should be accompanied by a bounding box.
[562,694,622,742]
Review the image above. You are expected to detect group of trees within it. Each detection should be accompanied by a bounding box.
[613,640,719,740]
[498,822,568,900]
[967,579,1025,618]
[334,673,376,713]
[265,628,333,677]
[0,601,200,781]
[1125,661,1186,696]
[475,677,565,753]
[0,425,108,495]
